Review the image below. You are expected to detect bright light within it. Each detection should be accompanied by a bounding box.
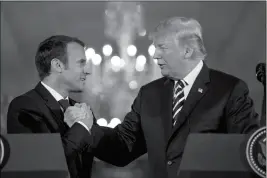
[97,118,108,127]
[108,118,121,128]
[120,58,126,68]
[102,44,113,56]
[136,55,146,66]
[135,64,145,72]
[153,59,158,64]
[85,48,95,60]
[148,44,155,56]
[127,45,137,57]
[92,54,102,65]
[135,55,146,72]
[129,80,138,90]
[111,56,121,67]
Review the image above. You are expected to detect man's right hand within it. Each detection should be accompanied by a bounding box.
[64,103,94,131]
[74,103,94,132]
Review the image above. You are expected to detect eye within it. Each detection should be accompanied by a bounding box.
[79,59,87,66]
[158,44,168,50]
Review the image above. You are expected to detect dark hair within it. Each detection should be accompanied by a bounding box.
[35,35,85,80]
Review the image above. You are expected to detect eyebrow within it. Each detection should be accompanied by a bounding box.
[77,58,87,63]
[155,43,167,48]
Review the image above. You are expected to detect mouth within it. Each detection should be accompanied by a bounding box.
[158,64,166,68]
[80,78,86,81]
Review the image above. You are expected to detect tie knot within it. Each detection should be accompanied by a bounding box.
[175,79,186,89]
[58,99,70,111]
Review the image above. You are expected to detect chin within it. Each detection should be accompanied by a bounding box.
[160,70,169,77]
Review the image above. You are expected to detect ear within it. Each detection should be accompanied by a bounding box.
[184,46,193,59]
[50,58,64,73]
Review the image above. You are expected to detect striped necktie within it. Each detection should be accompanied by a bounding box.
[172,80,187,126]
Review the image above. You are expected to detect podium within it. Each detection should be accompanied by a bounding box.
[1,134,69,178]
[178,133,260,178]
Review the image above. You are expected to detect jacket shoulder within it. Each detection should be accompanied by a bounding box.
[9,89,41,110]
[209,69,246,86]
[141,77,166,91]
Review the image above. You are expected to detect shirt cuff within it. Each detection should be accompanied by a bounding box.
[76,121,90,133]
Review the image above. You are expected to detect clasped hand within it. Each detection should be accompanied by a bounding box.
[64,103,93,129]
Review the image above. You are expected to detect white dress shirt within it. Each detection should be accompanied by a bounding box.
[41,81,90,132]
[174,60,204,99]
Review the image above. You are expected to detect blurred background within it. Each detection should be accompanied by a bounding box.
[1,1,266,178]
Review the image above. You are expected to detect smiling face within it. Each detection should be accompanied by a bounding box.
[61,42,91,93]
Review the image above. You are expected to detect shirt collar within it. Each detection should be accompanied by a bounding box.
[183,60,203,86]
[174,60,204,86]
[41,81,69,101]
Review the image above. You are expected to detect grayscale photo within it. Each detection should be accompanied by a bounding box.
[0,1,266,178]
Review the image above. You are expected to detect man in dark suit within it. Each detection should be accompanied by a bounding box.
[74,17,260,178]
[7,35,94,178]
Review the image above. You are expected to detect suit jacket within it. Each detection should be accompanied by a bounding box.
[7,82,94,178]
[89,63,260,178]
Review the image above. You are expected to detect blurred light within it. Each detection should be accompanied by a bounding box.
[139,29,146,36]
[111,56,121,67]
[108,118,121,128]
[148,44,155,56]
[102,44,113,56]
[97,118,108,127]
[129,80,138,90]
[92,54,102,65]
[136,55,146,66]
[135,64,145,72]
[127,45,137,56]
[85,48,95,61]
[153,59,158,64]
[120,58,126,68]
[111,65,121,72]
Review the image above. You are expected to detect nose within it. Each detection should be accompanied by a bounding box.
[83,63,92,75]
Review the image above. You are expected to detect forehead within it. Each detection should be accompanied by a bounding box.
[66,42,85,58]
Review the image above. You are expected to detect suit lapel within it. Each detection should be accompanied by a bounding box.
[34,82,66,129]
[160,78,175,142]
[167,64,210,145]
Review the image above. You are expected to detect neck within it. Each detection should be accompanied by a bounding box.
[173,59,202,80]
[42,76,69,98]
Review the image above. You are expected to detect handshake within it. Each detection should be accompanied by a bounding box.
[63,103,94,131]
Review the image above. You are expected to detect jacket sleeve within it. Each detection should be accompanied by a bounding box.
[7,96,92,173]
[90,87,147,167]
[225,80,260,134]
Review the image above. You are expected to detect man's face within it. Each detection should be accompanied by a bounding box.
[61,42,91,93]
[153,32,187,79]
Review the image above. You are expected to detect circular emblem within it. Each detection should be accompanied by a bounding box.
[0,135,10,169]
[246,126,266,178]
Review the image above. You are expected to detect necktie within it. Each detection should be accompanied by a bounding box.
[58,99,70,112]
[172,80,186,126]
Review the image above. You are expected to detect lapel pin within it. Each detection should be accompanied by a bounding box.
[198,88,203,93]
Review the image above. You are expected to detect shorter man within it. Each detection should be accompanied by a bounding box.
[7,35,94,178]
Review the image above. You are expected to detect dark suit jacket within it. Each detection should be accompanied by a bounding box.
[89,63,260,178]
[7,82,94,178]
